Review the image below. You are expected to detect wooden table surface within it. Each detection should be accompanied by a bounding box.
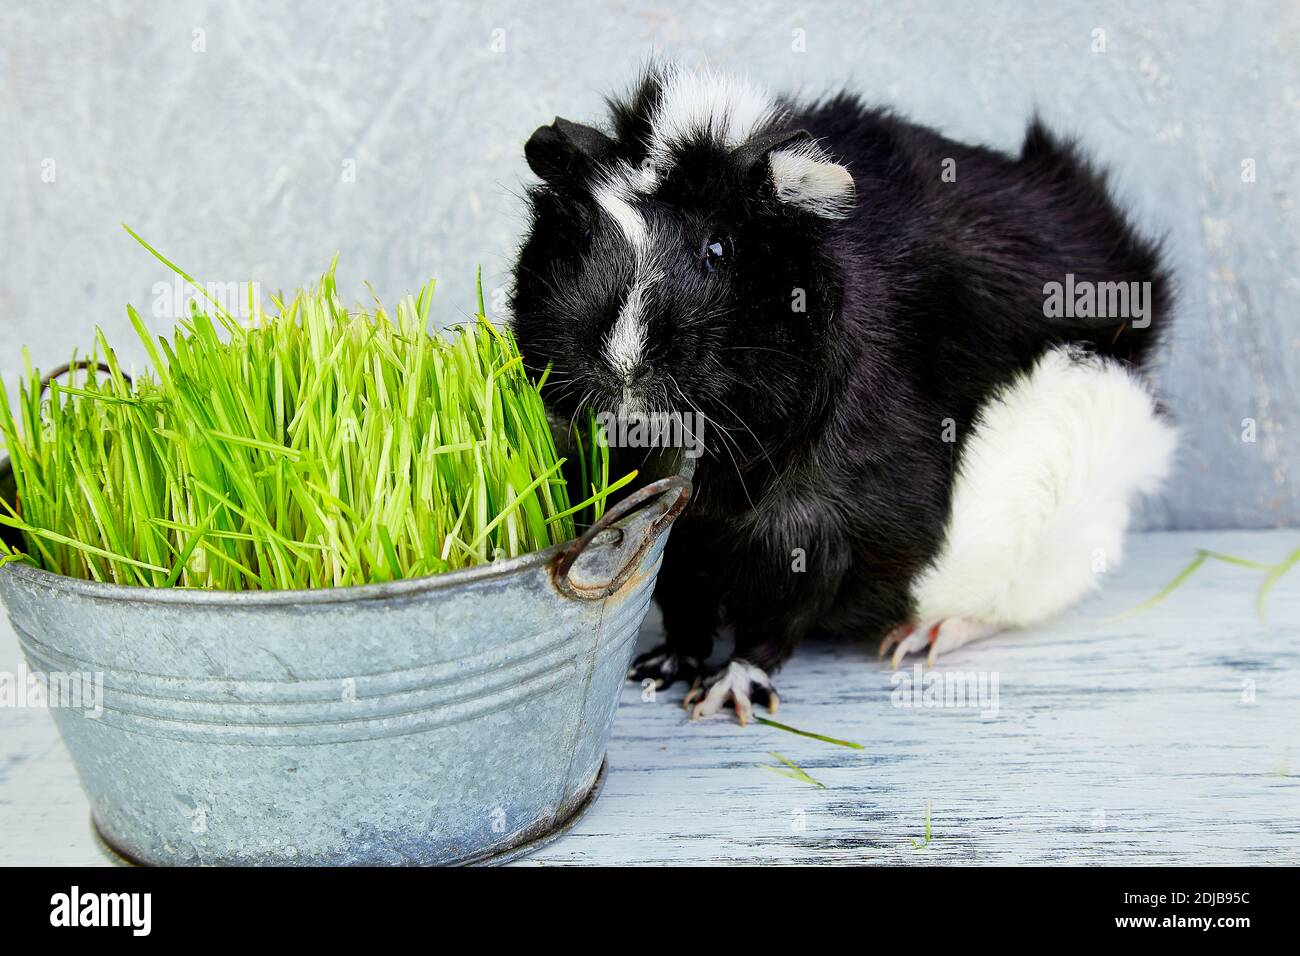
[2,529,1297,866]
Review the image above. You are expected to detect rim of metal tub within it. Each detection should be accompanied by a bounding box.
[0,457,693,605]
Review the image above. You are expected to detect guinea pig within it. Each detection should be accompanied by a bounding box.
[509,63,1177,725]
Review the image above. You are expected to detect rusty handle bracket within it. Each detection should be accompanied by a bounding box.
[553,474,691,601]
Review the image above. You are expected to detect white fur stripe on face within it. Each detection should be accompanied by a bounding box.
[595,172,650,251]
[604,268,659,381]
[593,164,659,382]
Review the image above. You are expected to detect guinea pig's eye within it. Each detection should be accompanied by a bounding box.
[700,231,731,273]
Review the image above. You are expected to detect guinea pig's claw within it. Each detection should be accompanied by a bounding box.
[734,698,751,727]
[878,622,916,660]
[683,678,704,711]
[685,659,778,725]
[890,623,939,669]
[628,644,700,690]
[885,618,1003,668]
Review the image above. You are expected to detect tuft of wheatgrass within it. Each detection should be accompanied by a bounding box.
[0,233,631,591]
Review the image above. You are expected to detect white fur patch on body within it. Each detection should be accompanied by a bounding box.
[911,346,1177,630]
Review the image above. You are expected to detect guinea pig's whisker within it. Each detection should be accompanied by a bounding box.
[711,394,776,475]
[721,345,817,370]
[668,377,754,506]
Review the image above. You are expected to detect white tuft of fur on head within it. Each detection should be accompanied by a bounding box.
[646,65,782,168]
[768,143,856,219]
[638,66,855,218]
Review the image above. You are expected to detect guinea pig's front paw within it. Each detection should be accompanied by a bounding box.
[683,659,778,726]
[627,644,701,690]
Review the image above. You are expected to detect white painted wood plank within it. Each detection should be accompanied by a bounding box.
[2,530,1297,866]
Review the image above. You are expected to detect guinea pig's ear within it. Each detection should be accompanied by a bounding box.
[734,129,856,220]
[525,117,616,186]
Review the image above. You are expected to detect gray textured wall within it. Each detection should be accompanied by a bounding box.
[1,0,1296,530]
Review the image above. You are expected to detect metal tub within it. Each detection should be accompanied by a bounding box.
[0,452,690,865]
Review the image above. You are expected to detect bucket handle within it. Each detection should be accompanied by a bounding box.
[39,362,132,395]
[553,474,691,601]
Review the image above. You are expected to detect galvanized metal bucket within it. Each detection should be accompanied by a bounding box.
[0,451,690,865]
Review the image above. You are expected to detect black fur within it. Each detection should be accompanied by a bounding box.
[510,68,1171,690]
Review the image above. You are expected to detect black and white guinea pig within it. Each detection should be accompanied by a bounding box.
[509,63,1177,724]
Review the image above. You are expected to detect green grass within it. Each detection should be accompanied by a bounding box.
[0,232,629,591]
[754,716,864,750]
[910,799,933,849]
[758,752,827,789]
[1103,545,1300,624]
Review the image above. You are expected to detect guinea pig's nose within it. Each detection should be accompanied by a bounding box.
[626,362,652,385]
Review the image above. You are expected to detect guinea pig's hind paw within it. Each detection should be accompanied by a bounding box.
[882,619,1001,669]
[878,623,918,661]
[683,659,778,726]
[627,645,700,690]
